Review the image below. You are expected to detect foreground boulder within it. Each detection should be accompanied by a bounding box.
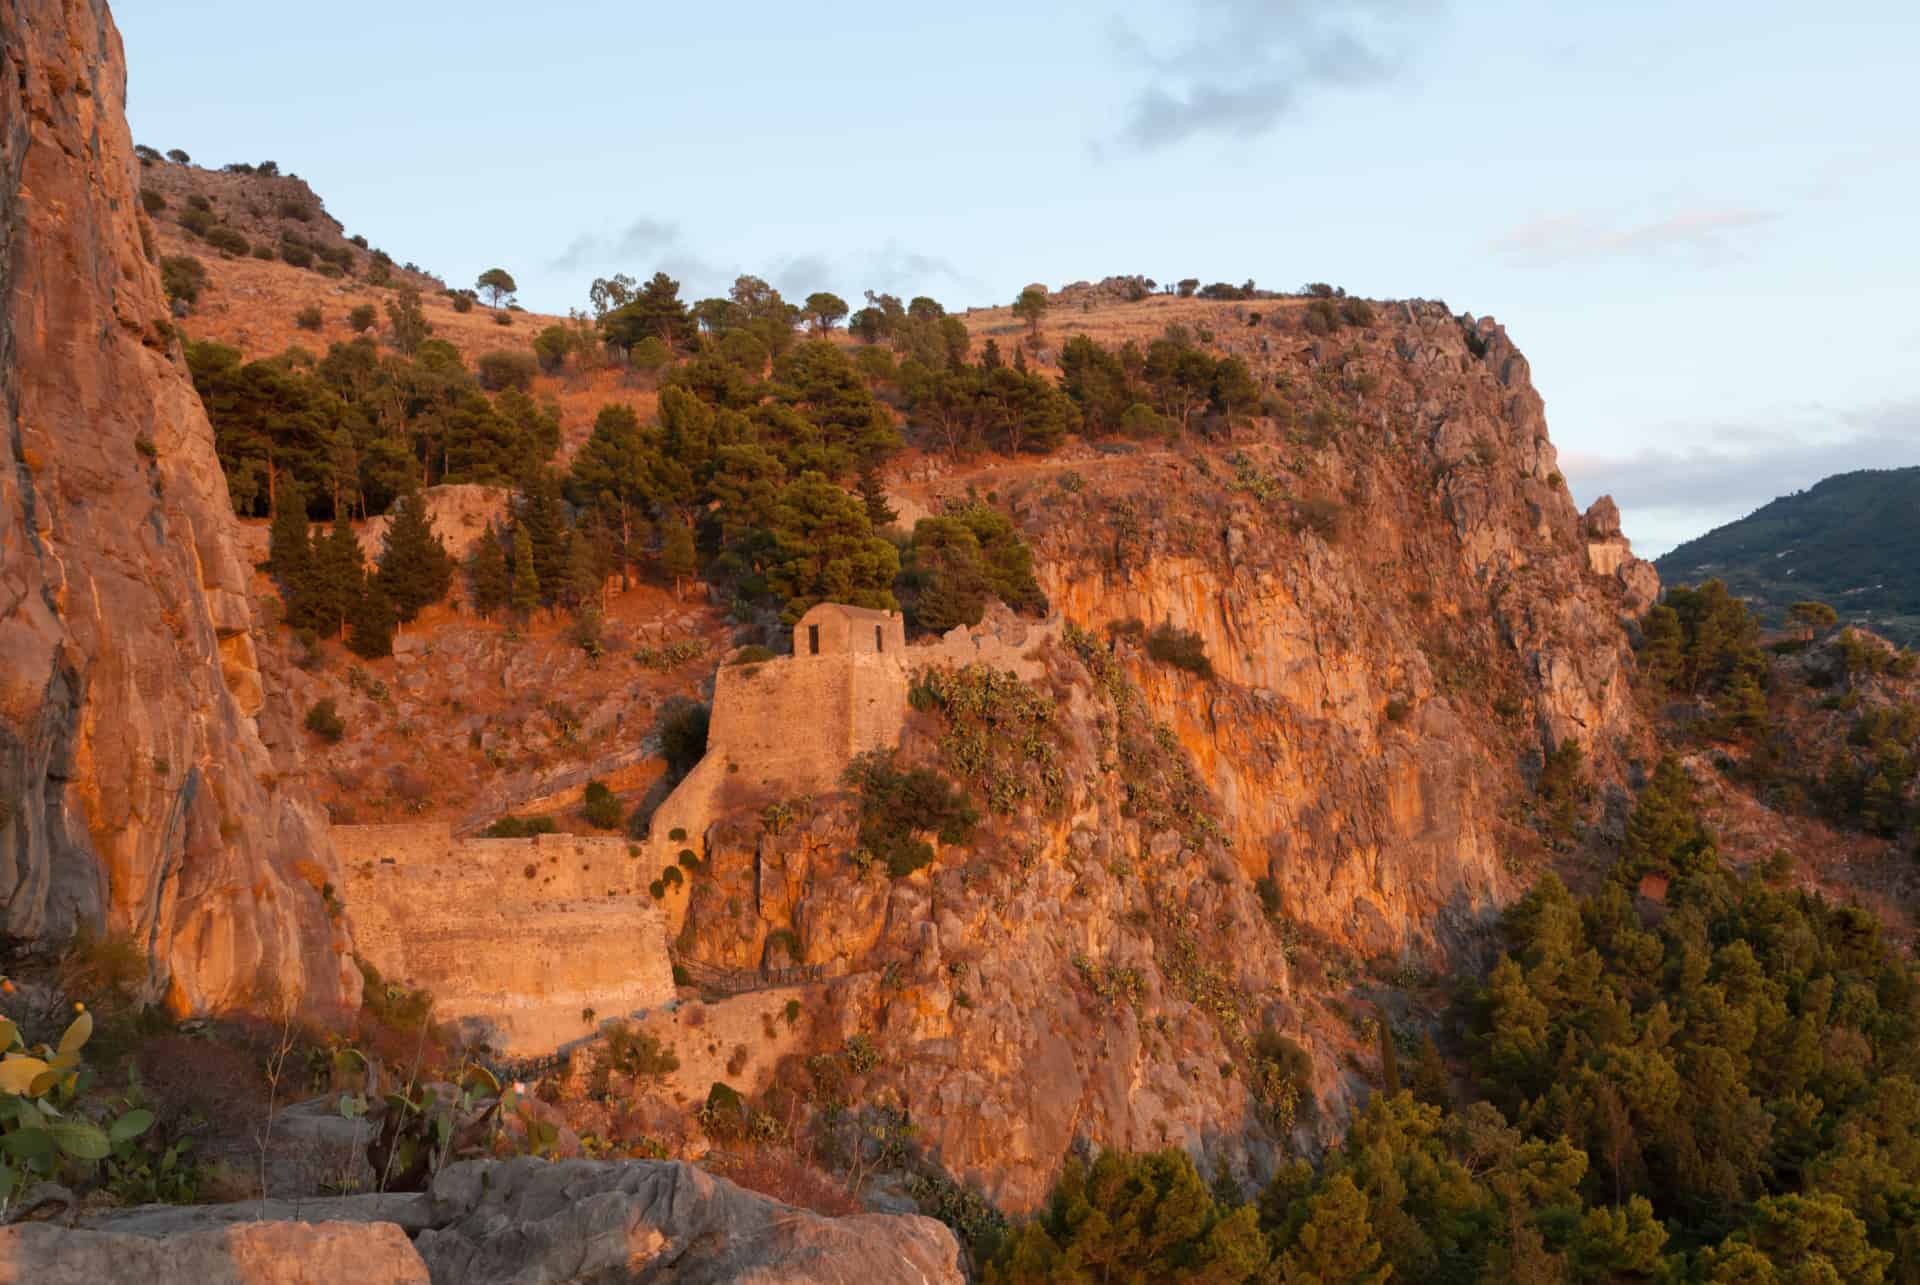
[68,1157,963,1284]
[0,1220,427,1284]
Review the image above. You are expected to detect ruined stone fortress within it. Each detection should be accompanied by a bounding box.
[334,603,1057,1056]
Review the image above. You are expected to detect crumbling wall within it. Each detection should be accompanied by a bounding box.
[336,824,673,1056]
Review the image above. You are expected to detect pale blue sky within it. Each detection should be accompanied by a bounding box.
[118,1,1920,555]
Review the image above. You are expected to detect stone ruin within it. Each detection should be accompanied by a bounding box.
[333,603,1058,1057]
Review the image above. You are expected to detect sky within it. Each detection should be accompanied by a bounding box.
[117,1,1920,557]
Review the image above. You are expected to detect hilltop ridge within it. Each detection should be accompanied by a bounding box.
[1657,465,1920,643]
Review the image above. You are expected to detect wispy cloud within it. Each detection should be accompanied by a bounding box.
[547,216,687,274]
[1109,0,1444,151]
[1561,398,1920,553]
[1493,206,1777,266]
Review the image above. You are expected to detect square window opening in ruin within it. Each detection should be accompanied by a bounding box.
[875,625,884,652]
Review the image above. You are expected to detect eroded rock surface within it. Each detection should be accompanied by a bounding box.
[0,0,355,1014]
[75,1158,962,1285]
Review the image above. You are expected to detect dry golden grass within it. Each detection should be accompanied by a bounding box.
[158,225,659,463]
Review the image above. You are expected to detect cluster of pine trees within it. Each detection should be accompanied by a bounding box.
[268,483,451,658]
[983,765,1920,1283]
[1057,327,1262,440]
[190,326,559,522]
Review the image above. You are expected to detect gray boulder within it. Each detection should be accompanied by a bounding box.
[70,1157,963,1284]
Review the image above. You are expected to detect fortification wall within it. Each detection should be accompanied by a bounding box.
[642,611,1063,938]
[336,824,674,1056]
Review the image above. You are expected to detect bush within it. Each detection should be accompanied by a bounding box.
[348,303,377,332]
[304,698,346,742]
[1339,297,1376,326]
[139,188,166,213]
[728,645,778,666]
[600,1022,679,1078]
[476,350,536,392]
[251,245,275,261]
[1385,697,1411,723]
[275,198,313,222]
[481,814,559,838]
[159,255,208,307]
[582,779,622,830]
[450,290,474,314]
[279,241,313,269]
[294,305,323,331]
[658,700,710,778]
[1144,622,1213,679]
[493,310,513,327]
[844,751,978,879]
[204,226,248,257]
[532,325,571,373]
[1302,298,1340,335]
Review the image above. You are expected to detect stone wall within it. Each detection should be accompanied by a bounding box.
[336,824,672,1056]
[642,608,1062,936]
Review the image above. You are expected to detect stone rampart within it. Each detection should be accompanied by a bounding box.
[336,824,673,1056]
[641,608,1062,936]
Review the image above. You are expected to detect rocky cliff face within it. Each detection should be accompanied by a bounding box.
[0,0,355,1014]
[1002,307,1657,957]
[662,304,1662,1210]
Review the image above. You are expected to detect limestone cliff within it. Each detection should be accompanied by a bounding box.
[660,304,1662,1210]
[0,0,355,1014]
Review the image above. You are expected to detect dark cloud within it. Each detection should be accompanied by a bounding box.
[547,216,684,273]
[1492,207,1778,267]
[1560,399,1920,551]
[1111,0,1441,150]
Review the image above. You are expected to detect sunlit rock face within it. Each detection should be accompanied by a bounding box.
[0,0,357,1017]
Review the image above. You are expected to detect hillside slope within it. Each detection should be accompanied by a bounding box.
[1656,466,1920,642]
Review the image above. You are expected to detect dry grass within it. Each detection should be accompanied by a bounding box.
[707,1147,861,1217]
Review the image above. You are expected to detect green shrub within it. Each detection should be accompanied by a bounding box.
[250,245,275,261]
[204,226,249,257]
[600,1022,679,1078]
[304,698,345,742]
[450,290,474,313]
[275,198,312,222]
[1384,697,1410,723]
[657,700,709,777]
[476,350,536,393]
[158,256,207,308]
[279,241,313,269]
[668,827,687,842]
[678,849,700,869]
[294,305,323,331]
[1339,297,1376,326]
[582,779,622,830]
[349,304,377,332]
[844,751,978,878]
[672,964,691,987]
[660,864,684,890]
[728,645,778,665]
[139,188,166,213]
[1145,622,1213,679]
[481,814,558,838]
[532,325,571,373]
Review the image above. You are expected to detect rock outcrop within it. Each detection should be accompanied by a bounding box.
[0,1220,428,1285]
[69,1158,963,1284]
[0,0,355,1014]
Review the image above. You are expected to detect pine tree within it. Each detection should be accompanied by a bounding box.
[1281,1172,1389,1284]
[510,524,541,617]
[345,574,395,659]
[310,513,366,638]
[1410,1032,1449,1108]
[856,466,897,528]
[268,480,313,595]
[513,473,568,602]
[376,491,453,624]
[468,525,511,618]
[563,528,603,615]
[661,522,697,599]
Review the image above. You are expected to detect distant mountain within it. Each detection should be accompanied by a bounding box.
[1655,466,1920,643]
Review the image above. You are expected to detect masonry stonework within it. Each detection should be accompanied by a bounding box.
[335,824,673,1057]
